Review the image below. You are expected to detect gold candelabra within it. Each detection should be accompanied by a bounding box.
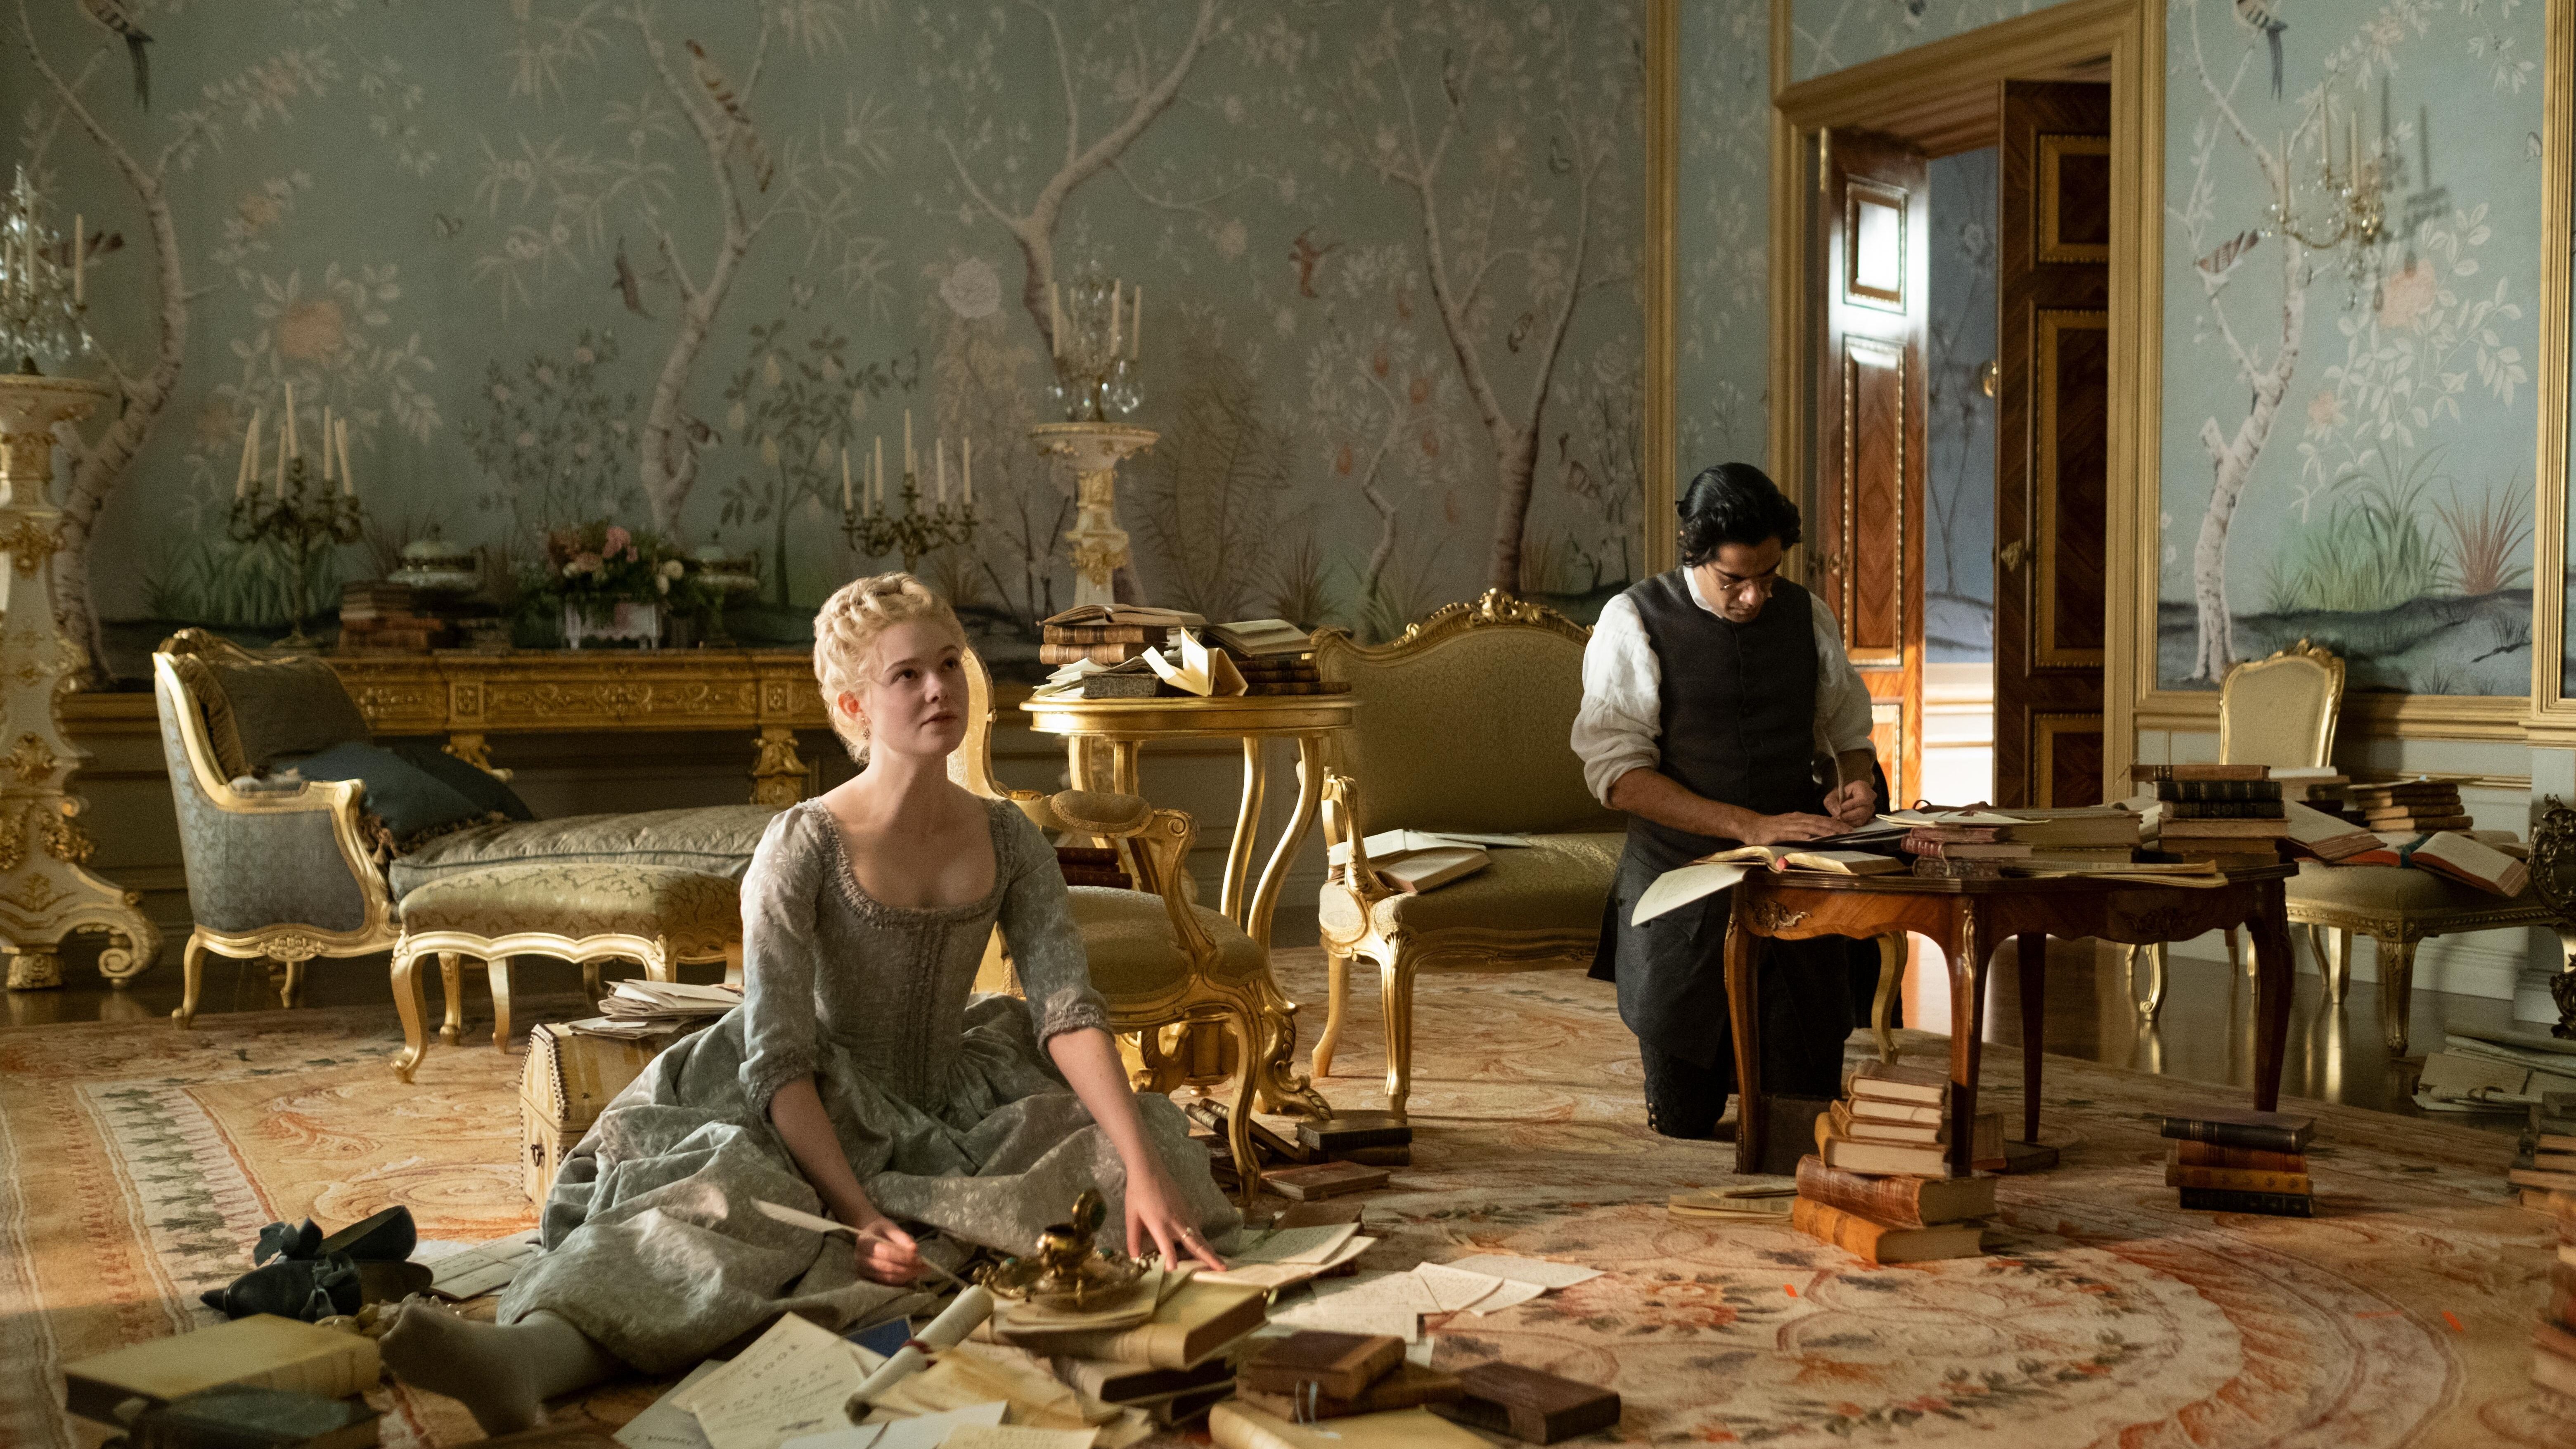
[228,389,365,652]
[837,409,976,574]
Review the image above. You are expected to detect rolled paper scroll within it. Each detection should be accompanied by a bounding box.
[846,1283,995,1411]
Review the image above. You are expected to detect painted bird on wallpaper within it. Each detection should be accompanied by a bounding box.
[686,40,775,191]
[611,238,654,319]
[2234,0,2287,98]
[77,0,152,107]
[1291,230,1341,298]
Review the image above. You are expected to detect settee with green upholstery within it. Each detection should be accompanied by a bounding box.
[153,630,775,1038]
[1310,590,1623,1118]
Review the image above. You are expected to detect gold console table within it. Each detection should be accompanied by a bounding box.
[326,649,831,805]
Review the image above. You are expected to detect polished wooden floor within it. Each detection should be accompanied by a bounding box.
[7,935,2524,1135]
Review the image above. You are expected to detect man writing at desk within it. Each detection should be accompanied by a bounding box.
[1575,463,1881,1138]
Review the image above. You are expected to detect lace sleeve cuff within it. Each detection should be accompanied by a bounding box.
[1033,990,1111,1046]
[739,1051,817,1121]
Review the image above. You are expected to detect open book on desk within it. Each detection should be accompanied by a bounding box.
[1632,845,1904,926]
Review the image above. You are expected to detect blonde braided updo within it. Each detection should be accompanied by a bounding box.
[812,571,966,759]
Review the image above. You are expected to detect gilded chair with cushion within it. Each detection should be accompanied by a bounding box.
[154,630,777,1073]
[2126,639,2345,1018]
[1309,590,1624,1118]
[949,649,1310,1204]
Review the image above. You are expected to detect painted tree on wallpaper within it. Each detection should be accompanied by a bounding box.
[476,2,889,532]
[1327,1,1632,592]
[2168,0,2533,691]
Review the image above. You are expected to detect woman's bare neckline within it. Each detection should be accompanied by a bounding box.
[813,793,1000,914]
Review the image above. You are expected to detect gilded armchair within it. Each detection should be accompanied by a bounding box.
[1310,591,1624,1119]
[952,649,1315,1204]
[2126,639,2346,1019]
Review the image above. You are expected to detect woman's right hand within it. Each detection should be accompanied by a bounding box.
[847,1212,926,1285]
[1741,811,1842,846]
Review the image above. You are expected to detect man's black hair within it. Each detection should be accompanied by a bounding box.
[1676,462,1802,566]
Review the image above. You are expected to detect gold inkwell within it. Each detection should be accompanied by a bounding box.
[981,1189,1151,1311]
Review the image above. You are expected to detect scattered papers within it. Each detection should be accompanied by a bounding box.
[617,1363,720,1449]
[1412,1261,1508,1313]
[782,1402,1010,1449]
[582,978,743,1037]
[426,1229,541,1300]
[675,1314,882,1449]
[875,1349,1115,1430]
[1437,1255,1604,1290]
[942,1429,1103,1449]
[1462,1279,1547,1316]
[1142,630,1247,698]
[1271,1294,1422,1343]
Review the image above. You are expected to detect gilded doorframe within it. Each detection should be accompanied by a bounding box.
[2526,0,2576,745]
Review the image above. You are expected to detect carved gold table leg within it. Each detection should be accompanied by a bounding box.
[1220,739,1267,923]
[2309,925,2351,1005]
[443,733,495,771]
[751,726,812,806]
[1246,736,1325,952]
[489,955,516,1050]
[438,952,466,1044]
[2376,935,2418,1055]
[173,934,209,1028]
[1309,947,1351,1080]
[391,948,431,1082]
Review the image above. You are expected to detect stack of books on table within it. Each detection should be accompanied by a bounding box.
[1199,620,1347,697]
[1039,603,1204,666]
[1903,807,2141,880]
[567,978,741,1039]
[2149,767,2291,867]
[2162,1109,2315,1216]
[1791,1061,1998,1265]
[2346,779,2472,833]
[336,580,454,653]
[2269,766,2351,808]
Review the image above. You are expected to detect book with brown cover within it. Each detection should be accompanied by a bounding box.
[1829,1099,1942,1144]
[1816,1113,1999,1177]
[2131,763,2269,781]
[2157,818,2291,839]
[1790,1198,1986,1264]
[2163,1149,2313,1195]
[1795,1155,1997,1228]
[989,1279,1270,1368]
[1848,1097,1945,1126]
[1240,1331,1405,1399]
[1435,1361,1622,1444]
[1240,1363,1464,1420]
[1265,1161,1390,1201]
[2175,1140,2306,1173]
[65,1316,381,1426]
[2159,1109,2313,1153]
[2408,831,2531,896]
[1052,1352,1240,1404]
[1210,1402,1491,1449]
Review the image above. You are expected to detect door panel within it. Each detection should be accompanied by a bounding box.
[1996,81,2112,809]
[1817,129,1928,806]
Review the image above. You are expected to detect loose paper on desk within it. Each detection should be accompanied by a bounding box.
[781,1402,1008,1449]
[1143,630,1246,697]
[1204,1234,1375,1291]
[427,1229,541,1300]
[1439,1254,1603,1290]
[617,1363,720,1449]
[1629,860,1753,927]
[675,1313,881,1449]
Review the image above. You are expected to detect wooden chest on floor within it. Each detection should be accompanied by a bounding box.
[520,1024,665,1203]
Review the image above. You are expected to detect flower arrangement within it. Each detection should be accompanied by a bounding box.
[520,520,704,627]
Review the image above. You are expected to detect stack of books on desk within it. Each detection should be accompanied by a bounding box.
[2162,1110,2314,1216]
[2154,769,2290,866]
[1903,808,2140,879]
[2346,779,2472,833]
[337,581,455,653]
[1039,604,1204,665]
[1791,1061,1997,1265]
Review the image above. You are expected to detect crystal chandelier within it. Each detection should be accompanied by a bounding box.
[0,166,91,372]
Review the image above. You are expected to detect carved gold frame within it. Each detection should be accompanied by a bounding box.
[154,634,401,1028]
[2527,0,2576,743]
[1308,590,1601,1118]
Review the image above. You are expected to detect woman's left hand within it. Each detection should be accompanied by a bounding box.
[1127,1163,1225,1270]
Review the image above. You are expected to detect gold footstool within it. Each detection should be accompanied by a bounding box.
[390,864,743,1081]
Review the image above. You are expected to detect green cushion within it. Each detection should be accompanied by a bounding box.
[202,653,372,772]
[385,804,781,900]
[2284,859,2538,915]
[1065,888,1265,999]
[1361,830,1623,935]
[277,741,492,849]
[389,742,534,821]
[398,864,741,946]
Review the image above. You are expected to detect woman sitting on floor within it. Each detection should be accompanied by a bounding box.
[380,573,1235,1434]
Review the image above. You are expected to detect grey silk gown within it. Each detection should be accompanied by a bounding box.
[498,797,1240,1372]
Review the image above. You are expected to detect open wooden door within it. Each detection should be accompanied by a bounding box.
[1994,81,2112,807]
[1815,129,1928,807]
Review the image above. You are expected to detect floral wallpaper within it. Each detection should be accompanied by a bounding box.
[1674,0,1773,495]
[3,0,1644,681]
[1792,0,2053,83]
[2159,0,2543,696]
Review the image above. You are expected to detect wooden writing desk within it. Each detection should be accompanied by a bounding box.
[1725,864,2297,1175]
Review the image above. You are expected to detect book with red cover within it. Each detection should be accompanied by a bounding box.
[2176,1140,2306,1173]
[1794,1155,1996,1229]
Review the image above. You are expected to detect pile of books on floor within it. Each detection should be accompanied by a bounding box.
[1215,1332,1617,1447]
[64,1314,386,1447]
[979,1269,1273,1432]
[336,580,455,653]
[1790,1061,1998,1264]
[2346,778,2472,833]
[2511,1095,2576,1208]
[2163,1109,2314,1216]
[1188,1100,1411,1198]
[2426,1035,2576,1115]
[2529,1181,2576,1410]
[566,978,741,1039]
[1901,807,2149,881]
[2141,764,2292,867]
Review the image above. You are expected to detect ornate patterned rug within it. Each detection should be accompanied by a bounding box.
[4,953,2571,1447]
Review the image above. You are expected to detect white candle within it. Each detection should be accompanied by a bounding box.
[841,445,853,511]
[71,213,81,305]
[962,436,973,504]
[283,382,299,458]
[337,419,353,496]
[244,411,262,498]
[1108,280,1122,358]
[935,438,947,504]
[275,418,289,498]
[320,407,335,483]
[903,410,914,477]
[1131,284,1143,360]
[235,409,256,491]
[1049,282,1063,357]
[873,437,885,513]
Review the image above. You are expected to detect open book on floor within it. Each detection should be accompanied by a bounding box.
[1632,845,1904,926]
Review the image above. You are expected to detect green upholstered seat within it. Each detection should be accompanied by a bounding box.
[1360,831,1626,935]
[386,805,780,900]
[2282,859,2536,914]
[397,863,742,944]
[1065,887,1266,999]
